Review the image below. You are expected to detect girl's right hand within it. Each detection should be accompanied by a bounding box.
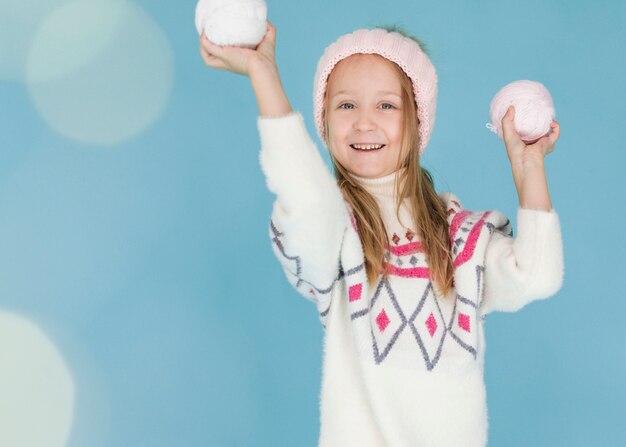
[199,20,278,77]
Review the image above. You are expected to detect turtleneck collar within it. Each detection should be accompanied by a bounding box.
[349,168,406,198]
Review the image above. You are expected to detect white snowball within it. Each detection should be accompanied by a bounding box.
[195,0,267,48]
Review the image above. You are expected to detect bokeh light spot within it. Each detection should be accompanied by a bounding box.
[0,0,60,81]
[0,311,75,447]
[26,0,174,145]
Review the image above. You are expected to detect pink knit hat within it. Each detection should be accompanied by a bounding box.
[313,28,438,154]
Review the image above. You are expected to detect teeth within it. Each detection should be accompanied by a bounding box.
[352,144,384,150]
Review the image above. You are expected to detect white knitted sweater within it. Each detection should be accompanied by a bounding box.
[257,112,564,447]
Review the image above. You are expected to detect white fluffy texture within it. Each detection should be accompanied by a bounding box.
[481,207,564,314]
[257,112,564,446]
[258,112,347,301]
[195,0,267,47]
[487,80,556,143]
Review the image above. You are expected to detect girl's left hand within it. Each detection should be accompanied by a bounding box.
[501,106,560,170]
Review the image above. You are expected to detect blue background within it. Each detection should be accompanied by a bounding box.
[1,0,624,445]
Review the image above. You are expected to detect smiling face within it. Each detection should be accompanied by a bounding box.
[324,54,407,179]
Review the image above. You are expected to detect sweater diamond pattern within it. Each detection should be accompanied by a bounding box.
[407,281,448,370]
[268,187,518,370]
[425,313,438,336]
[370,277,408,363]
[368,276,450,369]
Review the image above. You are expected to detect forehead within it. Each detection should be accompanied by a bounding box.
[327,53,402,94]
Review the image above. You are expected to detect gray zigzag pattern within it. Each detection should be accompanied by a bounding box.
[447,309,477,359]
[368,278,461,369]
[486,218,513,237]
[446,265,486,359]
[476,264,484,304]
[371,278,408,364]
[407,282,448,370]
[270,220,365,322]
[270,218,486,364]
[270,220,338,293]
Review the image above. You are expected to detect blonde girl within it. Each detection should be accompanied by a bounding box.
[200,21,563,447]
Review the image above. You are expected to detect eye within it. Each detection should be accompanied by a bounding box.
[339,103,354,109]
[380,103,395,110]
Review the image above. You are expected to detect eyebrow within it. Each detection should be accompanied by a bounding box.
[331,90,401,98]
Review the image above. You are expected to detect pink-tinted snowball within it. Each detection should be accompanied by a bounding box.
[487,80,555,143]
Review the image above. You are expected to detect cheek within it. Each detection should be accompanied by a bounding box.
[325,119,343,159]
[327,115,350,143]
[387,115,404,138]
[328,141,348,167]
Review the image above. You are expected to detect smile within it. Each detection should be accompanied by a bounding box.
[350,144,386,151]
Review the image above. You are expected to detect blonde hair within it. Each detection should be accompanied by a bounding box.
[322,35,454,298]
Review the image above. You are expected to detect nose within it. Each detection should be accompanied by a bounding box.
[353,108,376,132]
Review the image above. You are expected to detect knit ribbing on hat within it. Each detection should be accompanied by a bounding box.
[313,29,438,154]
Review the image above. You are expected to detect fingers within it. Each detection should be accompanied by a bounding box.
[199,50,227,70]
[547,120,560,145]
[501,106,521,145]
[266,20,276,43]
[544,120,560,154]
[199,35,227,70]
[200,33,224,58]
[258,19,276,51]
[529,120,559,154]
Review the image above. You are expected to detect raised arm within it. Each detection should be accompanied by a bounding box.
[199,21,291,118]
[501,105,560,211]
[200,22,347,311]
[480,106,564,314]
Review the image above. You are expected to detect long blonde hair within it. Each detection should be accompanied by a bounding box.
[322,35,454,298]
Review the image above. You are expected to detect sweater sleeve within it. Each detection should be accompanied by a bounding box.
[480,207,564,315]
[257,111,347,305]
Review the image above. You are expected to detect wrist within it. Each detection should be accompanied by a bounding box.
[248,58,292,117]
[248,56,279,82]
[512,153,545,180]
[512,159,552,211]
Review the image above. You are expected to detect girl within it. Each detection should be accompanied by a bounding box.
[200,22,563,447]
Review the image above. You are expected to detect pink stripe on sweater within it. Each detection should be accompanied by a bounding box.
[385,241,424,256]
[449,210,471,241]
[384,263,431,278]
[453,211,490,268]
